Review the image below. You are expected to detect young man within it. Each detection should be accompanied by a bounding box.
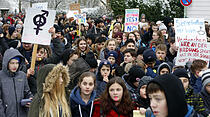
[173,68,209,116]
[190,59,208,93]
[120,49,136,72]
[146,74,201,117]
[0,48,33,117]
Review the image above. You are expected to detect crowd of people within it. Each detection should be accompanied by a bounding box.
[0,11,210,117]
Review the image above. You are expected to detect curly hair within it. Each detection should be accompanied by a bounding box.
[99,77,134,116]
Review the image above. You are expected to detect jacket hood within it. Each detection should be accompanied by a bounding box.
[156,62,172,75]
[147,74,188,117]
[36,63,70,97]
[70,86,96,106]
[122,74,136,93]
[69,57,90,80]
[2,48,24,75]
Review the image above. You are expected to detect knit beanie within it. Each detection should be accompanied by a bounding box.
[128,65,145,83]
[138,76,153,89]
[106,51,118,60]
[173,68,190,80]
[8,26,16,35]
[201,69,210,88]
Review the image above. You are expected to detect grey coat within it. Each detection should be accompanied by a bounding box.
[0,48,32,117]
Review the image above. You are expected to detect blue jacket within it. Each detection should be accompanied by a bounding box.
[146,67,156,78]
[70,86,96,117]
[190,73,202,93]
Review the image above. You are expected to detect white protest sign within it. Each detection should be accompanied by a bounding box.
[175,40,210,66]
[75,13,86,24]
[66,10,79,19]
[22,8,56,45]
[124,9,139,32]
[174,18,209,66]
[32,2,48,10]
[174,18,207,46]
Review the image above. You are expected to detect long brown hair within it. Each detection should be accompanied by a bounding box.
[99,77,134,116]
[75,37,90,57]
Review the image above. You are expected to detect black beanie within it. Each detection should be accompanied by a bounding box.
[173,68,190,80]
[128,65,145,83]
[9,26,16,35]
[85,52,98,68]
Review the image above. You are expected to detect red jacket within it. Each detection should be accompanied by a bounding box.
[92,101,131,117]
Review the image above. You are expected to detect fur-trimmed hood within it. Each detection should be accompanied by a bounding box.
[36,63,70,97]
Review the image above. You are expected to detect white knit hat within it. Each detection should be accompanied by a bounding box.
[201,69,210,88]
[159,23,167,31]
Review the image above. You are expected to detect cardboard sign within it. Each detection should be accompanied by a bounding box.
[22,8,56,45]
[174,18,209,66]
[69,3,80,13]
[124,9,139,32]
[175,40,210,66]
[32,2,48,10]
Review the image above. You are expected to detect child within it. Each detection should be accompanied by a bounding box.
[143,48,157,78]
[96,60,112,98]
[173,68,209,116]
[190,59,208,93]
[106,51,118,74]
[157,62,172,76]
[200,69,210,114]
[155,44,171,67]
[91,36,106,59]
[28,64,71,117]
[135,76,153,115]
[92,77,134,117]
[146,74,201,117]
[0,48,33,117]
[70,72,96,117]
[122,65,145,103]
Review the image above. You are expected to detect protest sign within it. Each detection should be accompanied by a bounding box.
[32,2,48,10]
[175,40,210,66]
[66,10,79,19]
[124,9,139,32]
[174,18,207,46]
[69,3,80,13]
[22,8,56,45]
[174,18,209,66]
[75,13,86,24]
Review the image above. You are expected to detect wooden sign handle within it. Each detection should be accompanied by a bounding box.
[30,44,38,70]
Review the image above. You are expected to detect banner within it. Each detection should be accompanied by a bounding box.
[75,13,86,24]
[175,18,209,66]
[22,8,56,45]
[124,9,139,32]
[32,2,48,10]
[66,10,79,19]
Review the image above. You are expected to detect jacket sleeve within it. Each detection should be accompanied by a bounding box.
[0,78,6,117]
[23,73,33,98]
[92,102,101,117]
[0,37,9,55]
[44,38,64,64]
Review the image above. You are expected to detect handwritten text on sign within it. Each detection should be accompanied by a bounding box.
[175,40,210,66]
[174,18,207,46]
[22,8,56,45]
[124,9,139,32]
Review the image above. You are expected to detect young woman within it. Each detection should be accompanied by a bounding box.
[70,72,96,117]
[28,63,71,117]
[75,37,90,59]
[96,60,112,98]
[92,77,134,117]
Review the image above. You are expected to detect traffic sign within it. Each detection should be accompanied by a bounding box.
[181,0,192,6]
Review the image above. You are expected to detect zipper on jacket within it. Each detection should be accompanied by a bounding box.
[12,77,19,117]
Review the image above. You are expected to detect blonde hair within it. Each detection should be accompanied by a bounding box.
[40,64,71,117]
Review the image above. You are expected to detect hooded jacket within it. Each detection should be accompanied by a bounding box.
[70,86,96,117]
[0,48,32,117]
[28,64,71,117]
[156,62,172,76]
[200,81,210,114]
[146,74,201,117]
